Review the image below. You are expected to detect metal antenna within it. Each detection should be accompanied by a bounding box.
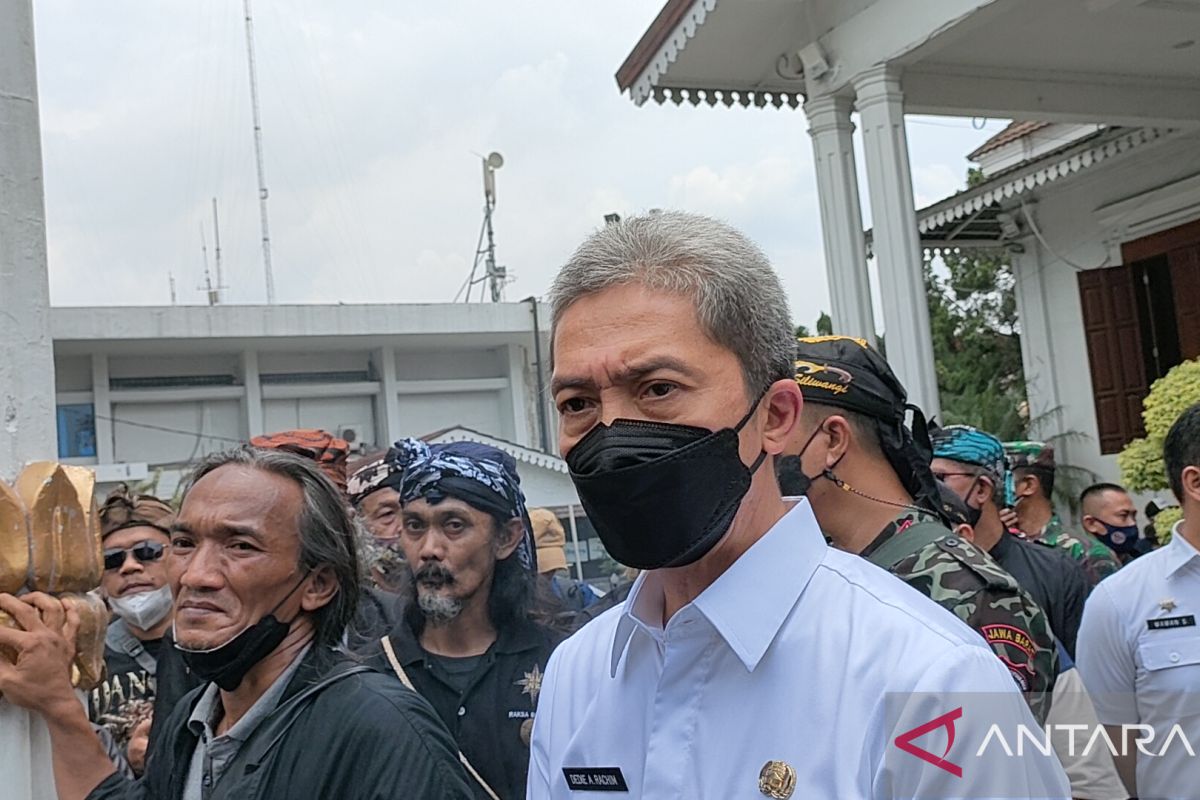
[243,0,276,304]
[211,197,225,303]
[482,152,506,302]
[169,272,177,305]
[199,223,218,306]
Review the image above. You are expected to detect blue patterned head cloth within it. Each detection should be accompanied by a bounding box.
[930,424,1010,494]
[389,438,536,571]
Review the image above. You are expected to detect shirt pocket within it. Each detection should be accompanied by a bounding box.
[1136,637,1200,721]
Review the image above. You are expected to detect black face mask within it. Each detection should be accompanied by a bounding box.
[565,400,766,570]
[175,573,308,691]
[960,477,984,527]
[775,424,829,497]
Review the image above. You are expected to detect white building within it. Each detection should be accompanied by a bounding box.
[48,300,621,583]
[916,121,1200,483]
[616,0,1200,482]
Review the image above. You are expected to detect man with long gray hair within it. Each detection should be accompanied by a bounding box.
[0,446,473,800]
[528,211,1069,798]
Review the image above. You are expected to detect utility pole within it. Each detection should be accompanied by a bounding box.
[169,273,178,304]
[243,0,276,303]
[200,224,218,306]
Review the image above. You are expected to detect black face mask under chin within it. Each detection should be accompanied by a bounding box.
[565,399,767,570]
[175,572,309,692]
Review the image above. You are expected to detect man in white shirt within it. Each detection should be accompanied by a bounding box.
[530,211,1069,799]
[1077,402,1200,800]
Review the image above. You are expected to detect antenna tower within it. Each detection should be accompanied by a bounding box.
[243,0,276,303]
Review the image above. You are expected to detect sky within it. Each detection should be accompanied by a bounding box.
[31,0,1008,330]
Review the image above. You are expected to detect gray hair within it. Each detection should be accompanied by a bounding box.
[182,446,361,650]
[549,211,795,395]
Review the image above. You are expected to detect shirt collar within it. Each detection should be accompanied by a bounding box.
[1163,520,1200,577]
[186,644,311,742]
[610,500,827,676]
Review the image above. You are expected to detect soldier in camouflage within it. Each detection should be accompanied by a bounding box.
[780,337,1057,722]
[1004,441,1121,585]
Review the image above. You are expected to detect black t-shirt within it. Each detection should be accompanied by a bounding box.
[88,639,159,748]
[426,652,486,695]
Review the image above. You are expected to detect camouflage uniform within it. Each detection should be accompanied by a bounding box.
[1035,513,1120,585]
[865,510,1058,724]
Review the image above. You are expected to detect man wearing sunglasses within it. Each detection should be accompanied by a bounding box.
[89,485,184,775]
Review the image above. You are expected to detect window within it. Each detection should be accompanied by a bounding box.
[1080,217,1200,453]
[57,403,97,459]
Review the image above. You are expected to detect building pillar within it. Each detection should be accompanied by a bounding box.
[0,3,60,796]
[505,344,532,447]
[1010,240,1063,434]
[241,350,264,438]
[91,354,114,464]
[374,346,402,446]
[0,0,56,476]
[852,66,941,419]
[803,93,876,343]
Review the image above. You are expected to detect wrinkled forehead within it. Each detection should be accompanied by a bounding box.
[179,464,302,538]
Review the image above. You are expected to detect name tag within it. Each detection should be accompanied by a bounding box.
[562,767,629,792]
[1148,615,1196,630]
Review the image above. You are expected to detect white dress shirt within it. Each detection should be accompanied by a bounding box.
[1077,523,1200,800]
[528,501,1069,799]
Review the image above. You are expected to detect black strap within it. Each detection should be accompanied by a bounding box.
[206,664,372,800]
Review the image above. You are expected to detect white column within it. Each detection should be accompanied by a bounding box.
[374,346,402,446]
[804,93,876,343]
[241,350,264,438]
[505,344,532,447]
[0,0,56,476]
[0,4,60,796]
[91,354,114,464]
[853,66,941,419]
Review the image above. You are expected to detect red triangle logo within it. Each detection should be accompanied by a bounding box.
[894,706,964,778]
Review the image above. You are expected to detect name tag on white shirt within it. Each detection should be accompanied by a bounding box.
[561,767,629,792]
[1147,614,1196,630]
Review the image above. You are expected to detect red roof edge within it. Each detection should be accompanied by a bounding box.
[967,121,1050,161]
[615,0,700,92]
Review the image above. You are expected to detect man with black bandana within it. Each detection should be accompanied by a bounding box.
[931,424,1090,658]
[780,335,1057,722]
[367,438,559,800]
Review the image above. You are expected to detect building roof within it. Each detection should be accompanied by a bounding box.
[906,126,1174,250]
[422,426,568,474]
[615,0,698,94]
[967,121,1051,161]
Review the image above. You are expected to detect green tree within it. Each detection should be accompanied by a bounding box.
[924,169,1028,440]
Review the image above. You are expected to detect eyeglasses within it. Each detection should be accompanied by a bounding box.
[103,541,167,572]
[932,471,980,482]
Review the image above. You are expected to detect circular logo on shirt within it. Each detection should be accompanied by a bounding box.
[758,761,796,799]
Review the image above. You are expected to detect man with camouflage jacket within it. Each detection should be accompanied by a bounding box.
[1005,441,1121,585]
[779,337,1057,722]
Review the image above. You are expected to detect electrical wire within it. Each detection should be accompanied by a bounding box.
[1019,201,1111,272]
[96,414,242,443]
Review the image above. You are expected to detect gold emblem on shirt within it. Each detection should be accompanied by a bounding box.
[1160,598,1177,613]
[758,760,796,799]
[516,664,543,706]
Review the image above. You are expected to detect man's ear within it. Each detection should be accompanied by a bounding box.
[759,379,803,456]
[300,564,340,613]
[821,415,853,467]
[1181,465,1200,507]
[971,475,995,508]
[954,522,976,543]
[1080,514,1102,536]
[495,518,525,560]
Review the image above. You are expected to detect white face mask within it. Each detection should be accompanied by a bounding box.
[108,585,174,631]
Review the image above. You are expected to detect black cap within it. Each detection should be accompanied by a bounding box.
[794,336,906,422]
[794,336,944,523]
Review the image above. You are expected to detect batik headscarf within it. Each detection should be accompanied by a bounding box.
[390,438,536,571]
[98,484,175,539]
[346,456,404,507]
[250,429,351,494]
[931,424,1011,508]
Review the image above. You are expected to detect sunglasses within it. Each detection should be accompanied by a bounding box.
[103,541,167,572]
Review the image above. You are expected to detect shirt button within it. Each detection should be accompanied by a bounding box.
[1171,652,1181,663]
[458,706,467,717]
